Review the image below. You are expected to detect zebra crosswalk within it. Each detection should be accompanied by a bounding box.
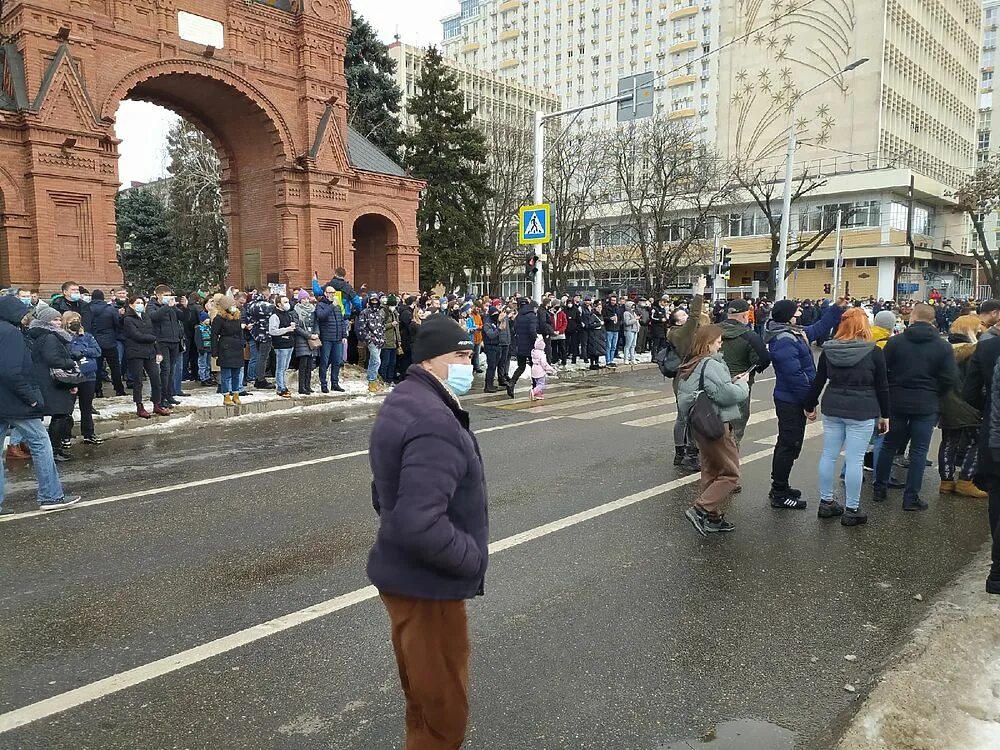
[468,382,768,431]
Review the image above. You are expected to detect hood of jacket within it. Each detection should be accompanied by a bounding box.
[951,341,977,363]
[677,351,723,381]
[763,319,804,344]
[902,321,939,343]
[0,295,27,326]
[719,319,750,340]
[216,307,241,321]
[822,339,875,367]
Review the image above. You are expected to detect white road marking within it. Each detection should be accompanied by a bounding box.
[0,418,561,525]
[623,411,678,428]
[0,440,811,733]
[567,397,676,420]
[507,389,661,415]
[463,381,579,404]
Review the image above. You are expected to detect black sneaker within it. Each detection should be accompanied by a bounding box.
[872,485,888,501]
[39,495,81,510]
[987,579,1000,595]
[673,448,686,467]
[321,384,330,394]
[704,516,736,533]
[903,498,929,512]
[176,391,190,397]
[770,485,803,499]
[53,451,71,463]
[685,507,707,537]
[678,455,701,473]
[863,453,874,472]
[770,492,808,510]
[332,385,346,393]
[888,477,906,489]
[817,500,845,518]
[60,438,72,449]
[841,508,868,526]
[82,436,103,445]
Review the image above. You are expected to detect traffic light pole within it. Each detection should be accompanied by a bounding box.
[532,92,636,304]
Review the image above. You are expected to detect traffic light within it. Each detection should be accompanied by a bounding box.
[526,253,538,278]
[824,283,832,294]
[720,246,733,280]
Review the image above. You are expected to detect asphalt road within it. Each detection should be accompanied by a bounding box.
[0,369,991,750]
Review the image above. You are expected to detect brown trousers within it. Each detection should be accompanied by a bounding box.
[693,424,741,517]
[381,593,470,750]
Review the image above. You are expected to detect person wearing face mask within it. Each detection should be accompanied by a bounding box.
[148,285,183,411]
[367,314,486,750]
[62,312,103,447]
[123,297,169,419]
[356,294,386,395]
[88,289,126,398]
[51,280,93,332]
[26,306,82,462]
[268,296,297,398]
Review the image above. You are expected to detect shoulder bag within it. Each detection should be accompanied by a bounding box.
[687,360,725,441]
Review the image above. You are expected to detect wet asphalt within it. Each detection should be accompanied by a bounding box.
[0,369,991,750]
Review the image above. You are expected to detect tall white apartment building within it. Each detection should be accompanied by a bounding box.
[976,0,1000,278]
[388,41,560,131]
[441,0,721,139]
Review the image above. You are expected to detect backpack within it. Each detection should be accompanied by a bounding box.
[654,338,682,378]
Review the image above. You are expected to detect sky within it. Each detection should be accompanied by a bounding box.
[115,0,456,186]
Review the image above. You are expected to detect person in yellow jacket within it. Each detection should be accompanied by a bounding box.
[872,310,896,349]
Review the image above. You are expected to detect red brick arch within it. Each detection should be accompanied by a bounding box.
[0,0,422,294]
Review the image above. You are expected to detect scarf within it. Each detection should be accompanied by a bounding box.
[294,302,315,325]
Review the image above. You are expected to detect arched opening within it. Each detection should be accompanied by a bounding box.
[113,66,291,291]
[353,213,399,293]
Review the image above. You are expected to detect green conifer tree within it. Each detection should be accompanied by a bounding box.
[346,12,405,160]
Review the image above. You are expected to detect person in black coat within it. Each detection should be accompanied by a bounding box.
[563,296,583,365]
[212,298,248,405]
[581,298,605,370]
[50,281,93,332]
[148,285,183,409]
[25,307,79,461]
[505,300,538,398]
[874,303,958,509]
[123,297,169,419]
[88,289,126,398]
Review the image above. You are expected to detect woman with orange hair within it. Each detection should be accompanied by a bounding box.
[804,307,890,526]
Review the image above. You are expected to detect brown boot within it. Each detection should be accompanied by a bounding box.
[5,443,31,460]
[955,479,988,498]
[939,479,956,494]
[153,404,172,417]
[136,403,153,419]
[232,393,241,406]
[223,394,234,406]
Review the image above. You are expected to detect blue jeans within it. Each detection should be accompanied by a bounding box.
[274,348,293,393]
[117,340,131,386]
[605,331,619,364]
[220,367,242,394]
[1,418,64,506]
[173,351,184,395]
[318,339,343,387]
[820,416,876,511]
[875,413,937,504]
[197,352,211,381]
[380,347,398,383]
[367,343,382,382]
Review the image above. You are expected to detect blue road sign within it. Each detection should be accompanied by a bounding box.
[520,204,551,245]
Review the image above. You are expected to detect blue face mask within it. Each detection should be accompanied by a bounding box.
[445,363,474,396]
[19,297,31,306]
[133,304,145,314]
[69,292,81,302]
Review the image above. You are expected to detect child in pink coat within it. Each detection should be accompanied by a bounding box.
[530,334,556,400]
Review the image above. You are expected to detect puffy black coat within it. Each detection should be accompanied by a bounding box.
[804,340,889,420]
[211,310,247,369]
[51,295,93,332]
[25,325,77,416]
[964,335,1000,485]
[147,299,182,344]
[0,296,43,421]
[581,306,605,357]
[88,300,120,350]
[883,321,958,415]
[367,366,488,600]
[514,307,538,357]
[123,310,159,360]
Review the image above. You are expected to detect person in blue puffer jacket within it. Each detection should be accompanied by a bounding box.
[63,311,103,448]
[764,297,846,507]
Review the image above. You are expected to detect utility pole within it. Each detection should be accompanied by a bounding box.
[833,208,843,296]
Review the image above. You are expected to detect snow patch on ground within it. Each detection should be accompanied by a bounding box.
[837,549,1000,750]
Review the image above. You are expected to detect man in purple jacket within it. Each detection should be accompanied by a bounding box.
[367,314,487,749]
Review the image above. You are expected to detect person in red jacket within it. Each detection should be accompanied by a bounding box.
[551,300,568,367]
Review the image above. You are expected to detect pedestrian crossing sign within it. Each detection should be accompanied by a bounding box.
[519,204,551,245]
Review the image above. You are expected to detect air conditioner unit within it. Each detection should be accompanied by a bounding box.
[700,74,710,81]
[699,106,709,114]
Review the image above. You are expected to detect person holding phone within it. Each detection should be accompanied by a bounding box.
[803,308,890,527]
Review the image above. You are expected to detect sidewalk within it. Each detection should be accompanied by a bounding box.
[836,546,1000,750]
[79,356,657,440]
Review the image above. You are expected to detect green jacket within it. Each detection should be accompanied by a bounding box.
[665,294,705,359]
[718,319,771,381]
[677,353,750,424]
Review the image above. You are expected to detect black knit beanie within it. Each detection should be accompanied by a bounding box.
[412,315,474,363]
[770,299,798,324]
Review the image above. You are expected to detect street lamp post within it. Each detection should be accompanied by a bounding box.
[775,58,868,301]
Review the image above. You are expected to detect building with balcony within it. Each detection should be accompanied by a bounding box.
[388,41,560,132]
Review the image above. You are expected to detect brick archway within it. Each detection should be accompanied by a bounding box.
[0,0,422,294]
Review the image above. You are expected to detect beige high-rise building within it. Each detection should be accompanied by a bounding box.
[388,41,559,131]
[715,0,981,300]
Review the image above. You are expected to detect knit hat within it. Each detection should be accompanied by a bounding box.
[770,299,799,324]
[35,305,61,324]
[874,310,896,330]
[411,315,474,363]
[198,311,209,322]
[296,289,310,301]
